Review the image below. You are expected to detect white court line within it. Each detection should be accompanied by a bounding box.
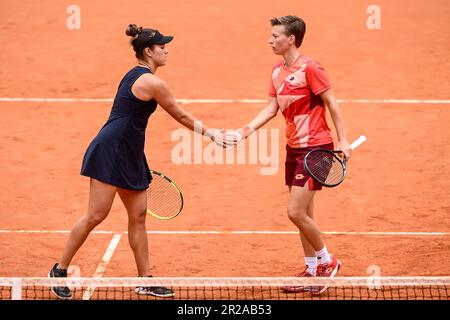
[0,229,447,236]
[338,99,450,104]
[0,97,449,104]
[81,233,122,300]
[0,230,116,234]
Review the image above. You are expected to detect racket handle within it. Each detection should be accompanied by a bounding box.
[350,135,367,150]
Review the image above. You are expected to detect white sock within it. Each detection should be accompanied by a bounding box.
[315,246,331,265]
[305,257,317,275]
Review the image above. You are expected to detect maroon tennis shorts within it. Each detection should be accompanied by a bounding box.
[285,143,334,190]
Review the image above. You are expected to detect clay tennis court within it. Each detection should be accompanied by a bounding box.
[0,0,449,287]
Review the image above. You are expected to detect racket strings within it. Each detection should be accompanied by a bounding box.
[305,151,345,185]
[147,175,182,218]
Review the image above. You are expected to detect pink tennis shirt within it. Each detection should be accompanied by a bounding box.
[269,55,333,148]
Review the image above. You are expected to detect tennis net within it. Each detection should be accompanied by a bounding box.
[0,277,449,300]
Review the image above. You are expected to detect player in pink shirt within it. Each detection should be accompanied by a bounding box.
[228,15,352,294]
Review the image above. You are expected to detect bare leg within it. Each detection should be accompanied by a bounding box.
[117,187,149,277]
[300,198,316,257]
[287,185,324,251]
[289,186,316,257]
[58,179,116,269]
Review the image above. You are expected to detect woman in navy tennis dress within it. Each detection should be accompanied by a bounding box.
[80,66,156,191]
[47,24,227,300]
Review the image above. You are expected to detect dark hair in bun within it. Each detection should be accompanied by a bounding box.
[125,24,157,59]
[125,24,143,37]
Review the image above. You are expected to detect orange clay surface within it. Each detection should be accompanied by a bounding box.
[0,0,449,279]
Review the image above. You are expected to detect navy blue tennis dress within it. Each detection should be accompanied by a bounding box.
[81,66,157,191]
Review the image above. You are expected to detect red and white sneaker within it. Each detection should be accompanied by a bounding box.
[311,255,341,295]
[281,267,316,293]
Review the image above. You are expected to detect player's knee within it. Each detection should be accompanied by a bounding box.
[128,210,147,226]
[85,212,107,228]
[287,207,308,226]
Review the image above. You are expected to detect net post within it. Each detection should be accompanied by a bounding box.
[11,278,22,300]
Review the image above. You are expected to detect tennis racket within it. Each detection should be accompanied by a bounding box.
[147,170,184,220]
[303,135,367,187]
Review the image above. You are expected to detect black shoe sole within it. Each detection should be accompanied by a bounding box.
[135,288,175,298]
[48,272,73,300]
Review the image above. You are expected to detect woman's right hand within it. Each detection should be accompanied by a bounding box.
[205,128,231,148]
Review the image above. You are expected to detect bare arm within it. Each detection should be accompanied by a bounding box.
[236,96,279,138]
[132,74,222,142]
[319,88,352,159]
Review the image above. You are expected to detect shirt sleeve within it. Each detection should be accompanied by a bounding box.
[306,61,331,95]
